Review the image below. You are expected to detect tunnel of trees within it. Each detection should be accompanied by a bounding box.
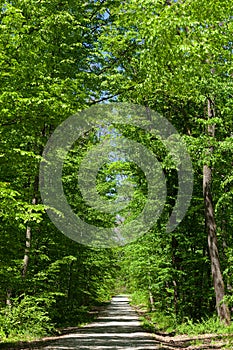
[0,0,233,340]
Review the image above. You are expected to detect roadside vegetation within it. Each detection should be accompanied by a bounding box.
[1,0,233,346]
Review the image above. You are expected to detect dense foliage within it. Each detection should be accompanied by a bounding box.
[100,0,233,325]
[0,0,118,340]
[0,0,233,342]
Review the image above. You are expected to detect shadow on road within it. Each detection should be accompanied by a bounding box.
[0,296,229,349]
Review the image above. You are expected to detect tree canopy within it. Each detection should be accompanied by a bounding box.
[0,0,233,341]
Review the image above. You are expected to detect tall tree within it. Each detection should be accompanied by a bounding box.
[99,0,233,324]
[0,0,119,338]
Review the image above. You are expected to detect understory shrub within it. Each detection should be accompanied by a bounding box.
[176,315,233,335]
[0,294,54,341]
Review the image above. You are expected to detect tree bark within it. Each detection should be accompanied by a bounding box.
[6,289,11,306]
[172,236,179,315]
[22,225,32,278]
[22,177,38,278]
[203,97,230,325]
[148,289,155,312]
[147,271,155,311]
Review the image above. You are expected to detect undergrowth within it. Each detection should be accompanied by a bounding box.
[130,291,233,339]
[176,316,233,335]
[0,294,55,343]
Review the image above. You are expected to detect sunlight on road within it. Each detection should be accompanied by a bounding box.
[43,296,160,349]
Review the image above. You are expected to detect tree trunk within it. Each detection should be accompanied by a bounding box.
[22,177,38,278]
[22,225,32,278]
[148,289,155,312]
[203,98,230,325]
[172,236,179,315]
[6,289,11,306]
[67,261,74,301]
[147,271,155,311]
[22,129,47,278]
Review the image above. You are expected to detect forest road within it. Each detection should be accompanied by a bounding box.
[41,295,162,350]
[23,295,227,350]
[1,295,228,349]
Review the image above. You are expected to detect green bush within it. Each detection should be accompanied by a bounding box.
[130,290,149,310]
[176,316,233,335]
[0,294,54,341]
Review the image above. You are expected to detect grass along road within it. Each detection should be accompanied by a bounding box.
[1,295,231,349]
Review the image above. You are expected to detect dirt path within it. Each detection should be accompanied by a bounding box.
[36,295,229,350]
[41,295,157,349]
[3,295,230,349]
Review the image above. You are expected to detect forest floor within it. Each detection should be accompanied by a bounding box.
[1,295,232,349]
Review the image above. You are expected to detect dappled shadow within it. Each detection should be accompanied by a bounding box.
[0,296,230,349]
[39,296,226,350]
[40,296,159,349]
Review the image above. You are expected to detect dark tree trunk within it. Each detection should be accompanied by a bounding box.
[203,98,230,325]
[172,235,179,315]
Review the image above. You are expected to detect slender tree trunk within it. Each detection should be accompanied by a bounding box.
[148,289,155,311]
[22,225,32,278]
[22,127,46,278]
[172,236,178,315]
[147,271,155,311]
[6,289,11,306]
[203,98,230,325]
[22,177,38,278]
[67,261,74,301]
[172,279,178,315]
